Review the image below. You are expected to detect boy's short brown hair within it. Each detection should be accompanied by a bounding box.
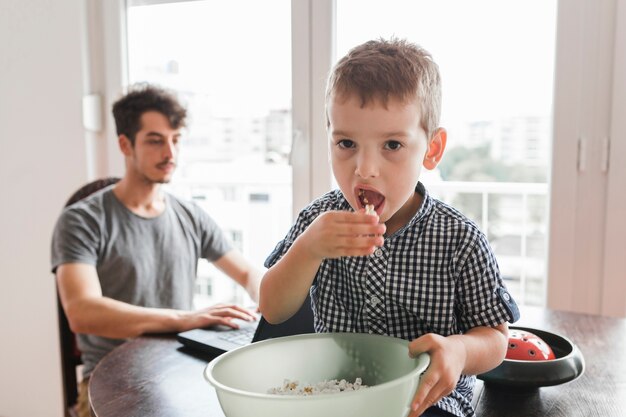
[326,38,442,138]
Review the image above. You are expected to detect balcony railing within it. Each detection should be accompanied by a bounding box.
[427,181,549,306]
[171,175,549,308]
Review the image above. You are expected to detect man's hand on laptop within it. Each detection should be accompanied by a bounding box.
[177,304,258,332]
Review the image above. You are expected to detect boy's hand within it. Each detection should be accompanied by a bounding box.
[302,210,386,259]
[407,333,467,416]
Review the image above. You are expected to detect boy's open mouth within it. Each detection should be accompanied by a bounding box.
[357,188,385,211]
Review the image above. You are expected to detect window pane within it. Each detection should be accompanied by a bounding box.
[127,0,292,307]
[336,0,557,306]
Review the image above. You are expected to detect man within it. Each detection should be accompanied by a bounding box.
[51,84,261,417]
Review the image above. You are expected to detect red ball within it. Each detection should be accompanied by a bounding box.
[506,330,556,361]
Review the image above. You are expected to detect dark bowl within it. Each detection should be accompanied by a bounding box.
[477,326,585,388]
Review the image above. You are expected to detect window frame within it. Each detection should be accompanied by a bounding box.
[291,0,334,216]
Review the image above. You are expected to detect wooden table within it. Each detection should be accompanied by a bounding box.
[89,306,626,417]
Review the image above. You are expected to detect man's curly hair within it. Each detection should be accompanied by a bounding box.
[112,83,187,145]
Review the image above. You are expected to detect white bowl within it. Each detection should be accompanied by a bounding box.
[204,332,430,417]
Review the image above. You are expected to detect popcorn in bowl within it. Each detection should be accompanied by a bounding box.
[268,378,368,396]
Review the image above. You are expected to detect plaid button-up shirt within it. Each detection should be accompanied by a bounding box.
[265,182,519,417]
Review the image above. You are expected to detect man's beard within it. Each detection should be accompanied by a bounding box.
[150,160,176,184]
[140,167,174,185]
[141,173,172,185]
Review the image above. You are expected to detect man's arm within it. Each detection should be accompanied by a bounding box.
[212,249,263,303]
[56,263,256,339]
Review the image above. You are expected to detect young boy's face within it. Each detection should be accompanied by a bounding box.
[327,93,445,235]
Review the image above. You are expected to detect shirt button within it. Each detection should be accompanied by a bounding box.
[370,296,380,306]
[374,248,383,257]
[503,292,511,301]
[368,330,373,334]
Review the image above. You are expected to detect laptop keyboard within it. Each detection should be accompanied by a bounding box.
[217,326,256,345]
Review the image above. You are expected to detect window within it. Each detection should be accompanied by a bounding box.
[126,0,555,307]
[335,0,557,306]
[100,0,625,316]
[126,0,293,306]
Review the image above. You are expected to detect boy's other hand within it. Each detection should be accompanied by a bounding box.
[302,210,386,260]
[407,333,467,417]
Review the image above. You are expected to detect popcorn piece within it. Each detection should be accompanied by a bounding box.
[359,189,369,204]
[365,204,376,215]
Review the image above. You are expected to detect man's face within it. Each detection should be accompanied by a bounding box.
[123,111,181,184]
[328,94,439,234]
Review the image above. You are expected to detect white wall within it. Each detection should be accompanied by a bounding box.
[0,1,88,416]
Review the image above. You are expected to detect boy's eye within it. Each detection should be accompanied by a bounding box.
[384,140,402,151]
[337,139,355,149]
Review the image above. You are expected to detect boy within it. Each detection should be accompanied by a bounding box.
[259,39,519,417]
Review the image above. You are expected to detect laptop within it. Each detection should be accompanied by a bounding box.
[177,294,315,356]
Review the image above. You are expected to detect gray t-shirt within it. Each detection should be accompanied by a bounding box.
[51,185,232,377]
